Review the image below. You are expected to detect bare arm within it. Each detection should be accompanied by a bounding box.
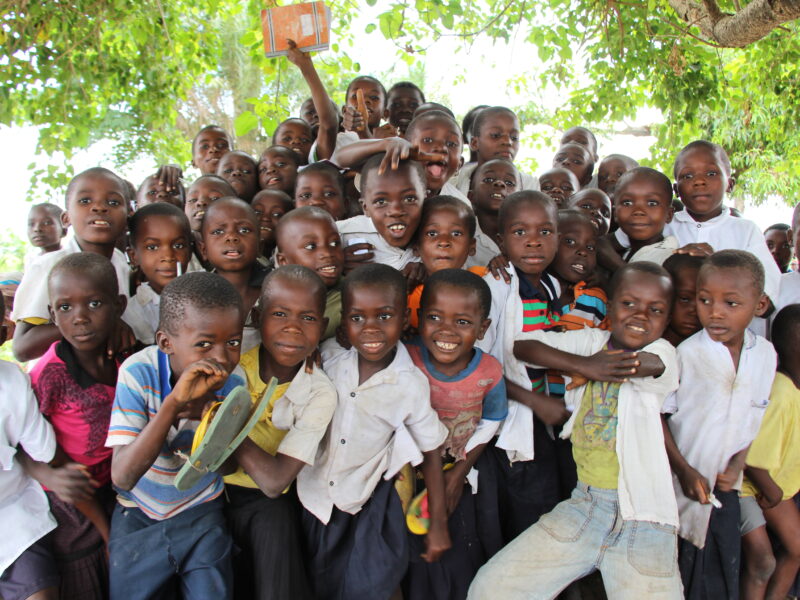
[331,138,397,169]
[419,448,451,563]
[13,321,61,362]
[513,340,640,383]
[744,465,783,509]
[443,443,487,515]
[661,414,710,504]
[505,379,570,425]
[232,439,305,498]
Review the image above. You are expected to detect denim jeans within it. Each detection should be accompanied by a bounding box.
[468,484,683,600]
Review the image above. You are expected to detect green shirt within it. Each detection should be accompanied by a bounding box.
[572,379,621,489]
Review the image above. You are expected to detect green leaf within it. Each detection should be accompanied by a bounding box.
[234,111,259,136]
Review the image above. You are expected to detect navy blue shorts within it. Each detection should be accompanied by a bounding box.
[0,537,59,600]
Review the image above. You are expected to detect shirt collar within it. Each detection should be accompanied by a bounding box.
[55,340,115,390]
[515,267,558,303]
[413,337,482,382]
[673,207,730,227]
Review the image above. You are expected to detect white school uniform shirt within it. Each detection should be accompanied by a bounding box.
[775,270,800,315]
[310,131,360,163]
[336,215,419,271]
[476,267,560,462]
[297,339,447,524]
[626,235,679,266]
[466,221,501,269]
[448,162,539,197]
[663,328,776,548]
[12,235,131,322]
[122,282,160,345]
[517,328,681,527]
[0,360,57,573]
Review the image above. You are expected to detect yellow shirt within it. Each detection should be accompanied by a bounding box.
[572,379,620,489]
[742,372,800,499]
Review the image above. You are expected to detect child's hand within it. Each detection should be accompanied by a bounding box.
[422,519,451,563]
[170,359,228,407]
[487,254,511,283]
[443,468,466,516]
[343,242,374,274]
[634,351,665,378]
[378,137,415,174]
[342,106,368,136]
[535,395,571,425]
[578,349,640,383]
[402,262,427,290]
[564,372,589,390]
[756,489,783,510]
[715,467,740,492]
[675,243,714,257]
[285,39,312,68]
[373,123,399,139]
[677,466,711,504]
[409,148,448,164]
[47,463,98,504]
[155,164,183,192]
[106,318,137,360]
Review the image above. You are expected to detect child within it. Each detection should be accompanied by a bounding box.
[225,266,337,600]
[275,206,345,340]
[764,223,792,274]
[567,188,612,236]
[216,150,259,203]
[294,161,347,221]
[258,145,301,195]
[106,272,246,600]
[251,189,293,260]
[740,304,800,600]
[123,203,193,345]
[462,105,488,164]
[451,106,538,196]
[184,174,236,233]
[135,174,185,210]
[662,253,703,347]
[560,126,599,164]
[0,288,61,600]
[774,204,800,316]
[199,197,266,353]
[552,142,594,189]
[597,153,638,201]
[13,167,132,362]
[661,250,775,598]
[24,253,126,599]
[538,167,580,208]
[467,158,519,267]
[297,264,450,600]
[405,269,507,600]
[272,118,313,164]
[192,125,233,175]
[26,203,66,263]
[471,262,682,599]
[386,81,425,135]
[341,75,388,140]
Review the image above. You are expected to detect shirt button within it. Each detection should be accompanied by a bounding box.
[329,481,334,486]
[340,438,346,444]
[697,224,701,228]
[350,392,356,397]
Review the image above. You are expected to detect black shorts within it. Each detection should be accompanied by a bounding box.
[0,537,59,600]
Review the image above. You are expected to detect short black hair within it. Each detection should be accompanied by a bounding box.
[48,252,118,300]
[251,189,294,211]
[272,118,312,145]
[615,167,673,203]
[561,126,598,152]
[296,161,345,195]
[764,223,790,234]
[387,81,425,103]
[276,206,337,249]
[159,271,242,335]
[129,202,192,246]
[674,140,732,178]
[497,190,557,232]
[557,208,595,234]
[568,188,611,210]
[65,167,127,204]
[342,264,407,307]
[600,154,638,169]
[421,268,491,320]
[219,150,257,168]
[30,202,64,221]
[260,145,302,168]
[346,75,387,100]
[418,195,477,240]
[462,105,489,145]
[662,253,704,281]
[188,174,236,196]
[360,153,427,197]
[406,109,460,140]
[471,106,518,139]
[700,249,765,294]
[192,125,233,152]
[261,265,327,315]
[771,304,800,367]
[201,197,258,231]
[608,261,674,303]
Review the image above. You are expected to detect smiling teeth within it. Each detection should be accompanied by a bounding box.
[92,220,109,225]
[491,193,503,199]
[435,341,457,350]
[388,224,405,231]
[628,325,645,332]
[195,210,205,218]
[318,266,337,274]
[363,342,382,350]
[572,264,585,272]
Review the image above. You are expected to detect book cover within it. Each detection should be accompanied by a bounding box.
[261,2,331,58]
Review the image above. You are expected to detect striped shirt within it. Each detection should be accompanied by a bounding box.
[105,346,245,520]
[517,269,560,393]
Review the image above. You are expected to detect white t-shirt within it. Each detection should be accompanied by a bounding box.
[336,215,420,271]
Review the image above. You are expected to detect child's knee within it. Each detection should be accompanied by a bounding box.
[745,550,776,583]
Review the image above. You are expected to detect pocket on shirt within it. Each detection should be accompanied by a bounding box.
[626,521,678,577]
[537,488,593,543]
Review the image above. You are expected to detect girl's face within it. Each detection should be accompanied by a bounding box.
[471,111,520,163]
[553,143,593,188]
[294,171,346,221]
[131,215,192,294]
[415,206,476,274]
[258,149,299,194]
[274,121,313,164]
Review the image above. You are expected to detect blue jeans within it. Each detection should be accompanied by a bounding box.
[468,484,683,600]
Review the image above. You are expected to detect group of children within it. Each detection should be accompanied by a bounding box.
[2,41,800,600]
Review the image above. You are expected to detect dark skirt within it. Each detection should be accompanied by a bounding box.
[678,488,740,600]
[301,478,408,600]
[224,485,311,600]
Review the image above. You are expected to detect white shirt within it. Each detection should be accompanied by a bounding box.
[337,215,420,271]
[297,340,447,523]
[626,235,679,265]
[13,235,131,322]
[448,162,539,197]
[466,221,501,269]
[0,360,57,573]
[518,329,681,527]
[310,131,360,163]
[775,270,800,316]
[122,282,160,345]
[663,329,776,547]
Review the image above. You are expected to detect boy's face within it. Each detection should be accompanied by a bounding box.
[49,270,123,354]
[300,99,318,129]
[552,144,592,187]
[185,179,229,232]
[696,266,768,349]
[608,272,672,350]
[597,158,631,199]
[539,168,579,208]
[158,305,243,378]
[27,206,64,251]
[276,215,344,288]
[200,203,259,274]
[415,207,476,274]
[386,88,424,133]
[498,201,558,279]
[260,279,326,369]
[192,127,231,175]
[130,215,192,294]
[295,171,346,221]
[569,190,612,236]
[342,284,407,365]
[561,128,598,160]
[361,166,425,249]
[251,192,289,249]
[217,153,258,202]
[258,148,298,194]
[274,122,313,164]
[668,266,701,340]
[673,146,733,222]
[407,117,462,193]
[418,284,490,375]
[136,176,184,210]
[469,160,519,215]
[551,220,597,284]
[347,79,385,128]
[765,228,792,272]
[65,172,128,248]
[471,111,520,163]
[613,175,673,244]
